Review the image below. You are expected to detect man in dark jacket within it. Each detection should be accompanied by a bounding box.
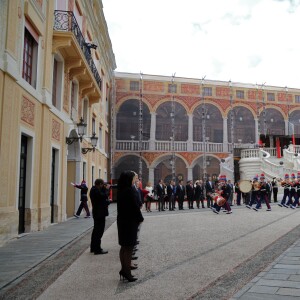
[90,178,110,255]
[156,179,165,211]
[186,180,195,209]
[176,180,186,210]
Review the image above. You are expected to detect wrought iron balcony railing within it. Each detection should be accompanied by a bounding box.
[53,10,102,91]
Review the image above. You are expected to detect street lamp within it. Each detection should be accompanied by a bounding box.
[81,132,98,154]
[66,117,87,144]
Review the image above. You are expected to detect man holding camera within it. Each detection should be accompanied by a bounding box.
[90,178,110,255]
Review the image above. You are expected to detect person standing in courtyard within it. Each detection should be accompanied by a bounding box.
[72,180,91,218]
[117,171,144,282]
[90,179,110,255]
[156,179,165,211]
[176,179,186,210]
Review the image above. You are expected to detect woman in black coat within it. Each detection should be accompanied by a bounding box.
[117,171,144,282]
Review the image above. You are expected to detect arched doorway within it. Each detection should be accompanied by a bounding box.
[192,155,220,182]
[66,129,81,218]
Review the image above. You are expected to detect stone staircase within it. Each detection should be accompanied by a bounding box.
[239,145,300,181]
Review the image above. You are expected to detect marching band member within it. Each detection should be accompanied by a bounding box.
[288,173,297,209]
[212,175,232,214]
[246,175,259,209]
[278,174,291,208]
[252,174,271,211]
[294,172,300,208]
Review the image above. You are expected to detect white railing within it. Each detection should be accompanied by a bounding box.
[115,140,149,151]
[155,141,187,151]
[241,149,259,158]
[193,142,223,152]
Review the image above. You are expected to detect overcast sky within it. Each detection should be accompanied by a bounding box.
[102,0,300,89]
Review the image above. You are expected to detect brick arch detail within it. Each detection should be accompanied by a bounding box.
[152,97,190,113]
[190,100,225,117]
[115,96,152,113]
[257,105,286,120]
[224,103,257,119]
[150,152,189,168]
[114,153,150,168]
[190,153,227,168]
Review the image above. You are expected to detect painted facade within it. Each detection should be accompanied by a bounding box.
[113,72,300,186]
[0,0,116,245]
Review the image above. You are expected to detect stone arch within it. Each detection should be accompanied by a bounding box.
[153,97,189,113]
[225,103,257,118]
[155,101,188,141]
[114,154,149,183]
[226,106,256,143]
[258,107,285,136]
[116,98,151,140]
[193,103,224,143]
[258,105,286,119]
[115,95,152,113]
[191,100,224,117]
[151,153,188,184]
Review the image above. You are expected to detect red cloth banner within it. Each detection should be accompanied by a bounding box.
[276,137,281,158]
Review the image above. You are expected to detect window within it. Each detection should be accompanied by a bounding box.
[70,81,78,120]
[130,81,139,91]
[295,95,300,103]
[92,118,96,134]
[23,28,38,87]
[52,55,63,110]
[83,162,86,180]
[168,84,177,93]
[236,90,244,99]
[203,87,212,96]
[98,126,103,149]
[267,93,275,101]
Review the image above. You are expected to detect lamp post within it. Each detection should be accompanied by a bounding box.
[81,132,98,154]
[66,117,87,144]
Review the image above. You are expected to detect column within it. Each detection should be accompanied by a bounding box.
[149,112,156,151]
[285,119,289,135]
[254,118,259,144]
[187,113,193,151]
[187,167,193,181]
[223,117,228,152]
[149,167,155,185]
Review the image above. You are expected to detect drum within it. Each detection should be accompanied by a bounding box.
[216,196,226,206]
[239,180,252,193]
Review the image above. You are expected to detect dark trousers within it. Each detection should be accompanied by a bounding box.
[206,194,212,208]
[178,197,184,209]
[91,217,106,252]
[236,192,241,205]
[281,189,290,205]
[76,200,90,216]
[214,200,231,212]
[188,198,194,208]
[273,188,278,202]
[256,194,271,209]
[195,197,205,208]
[169,195,175,210]
[158,196,164,211]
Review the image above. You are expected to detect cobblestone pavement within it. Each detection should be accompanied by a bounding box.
[1,202,300,300]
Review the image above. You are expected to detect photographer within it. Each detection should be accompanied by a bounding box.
[90,178,110,255]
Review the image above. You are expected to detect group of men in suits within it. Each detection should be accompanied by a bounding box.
[155,177,224,211]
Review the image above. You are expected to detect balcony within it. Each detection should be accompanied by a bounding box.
[53,10,102,103]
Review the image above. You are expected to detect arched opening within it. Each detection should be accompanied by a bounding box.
[227,106,255,143]
[66,129,81,218]
[193,104,223,142]
[156,102,188,141]
[192,156,220,182]
[116,99,151,140]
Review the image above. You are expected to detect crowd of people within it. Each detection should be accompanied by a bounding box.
[70,170,300,283]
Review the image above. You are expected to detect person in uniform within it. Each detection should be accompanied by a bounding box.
[271,177,278,202]
[252,174,271,211]
[73,180,91,218]
[278,174,291,208]
[246,175,259,209]
[212,175,232,214]
[288,173,297,209]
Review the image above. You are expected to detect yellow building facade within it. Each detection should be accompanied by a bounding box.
[0,0,116,245]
